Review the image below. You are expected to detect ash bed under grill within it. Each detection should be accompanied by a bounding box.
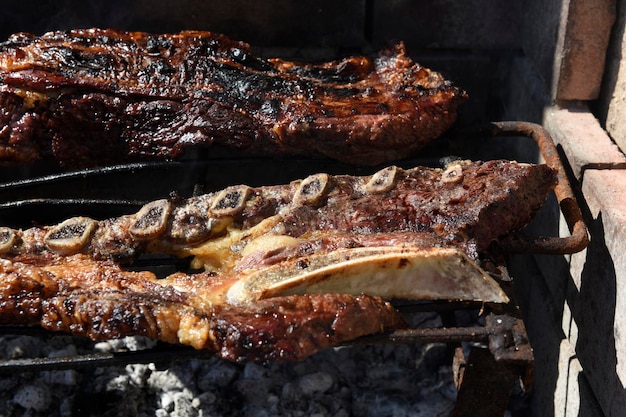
[0,122,588,417]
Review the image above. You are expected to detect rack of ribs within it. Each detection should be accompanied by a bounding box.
[0,160,556,362]
[0,28,467,168]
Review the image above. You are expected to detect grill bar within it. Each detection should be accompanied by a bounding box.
[0,342,215,374]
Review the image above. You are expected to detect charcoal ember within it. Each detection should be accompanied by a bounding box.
[149,366,197,392]
[0,330,467,416]
[197,360,239,389]
[297,371,335,396]
[13,383,52,411]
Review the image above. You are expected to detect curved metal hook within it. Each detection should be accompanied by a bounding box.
[485,121,589,254]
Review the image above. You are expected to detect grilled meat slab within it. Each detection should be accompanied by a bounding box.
[0,160,556,362]
[0,254,404,363]
[4,160,556,262]
[0,28,466,168]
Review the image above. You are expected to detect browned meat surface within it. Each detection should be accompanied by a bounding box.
[0,160,556,361]
[0,28,466,168]
[0,254,404,363]
[3,159,557,262]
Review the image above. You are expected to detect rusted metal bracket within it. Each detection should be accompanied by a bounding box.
[485,313,534,389]
[452,347,519,417]
[450,313,533,417]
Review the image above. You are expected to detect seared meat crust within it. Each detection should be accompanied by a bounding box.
[0,28,466,168]
[0,254,403,363]
[3,160,558,263]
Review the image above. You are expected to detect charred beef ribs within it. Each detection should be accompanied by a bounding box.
[0,28,467,168]
[0,160,556,362]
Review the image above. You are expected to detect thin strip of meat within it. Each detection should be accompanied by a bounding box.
[0,28,467,168]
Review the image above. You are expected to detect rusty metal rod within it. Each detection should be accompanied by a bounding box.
[488,121,589,254]
[348,326,492,346]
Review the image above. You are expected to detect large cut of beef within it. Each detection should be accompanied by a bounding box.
[0,28,466,168]
[0,160,556,362]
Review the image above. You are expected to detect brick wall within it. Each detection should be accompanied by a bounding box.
[598,0,626,153]
[515,1,626,416]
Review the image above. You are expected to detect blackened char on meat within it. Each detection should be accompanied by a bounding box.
[0,28,467,168]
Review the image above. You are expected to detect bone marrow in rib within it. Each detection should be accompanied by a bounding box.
[130,199,172,239]
[44,217,98,254]
[0,28,467,168]
[365,165,399,193]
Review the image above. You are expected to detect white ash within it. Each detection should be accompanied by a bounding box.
[13,383,52,412]
[0,311,521,416]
